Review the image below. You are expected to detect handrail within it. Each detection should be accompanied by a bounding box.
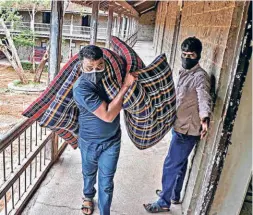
[0,118,67,215]
[0,118,32,153]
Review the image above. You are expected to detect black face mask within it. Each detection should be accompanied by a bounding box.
[181,56,199,70]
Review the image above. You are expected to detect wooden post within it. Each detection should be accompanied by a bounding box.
[106,3,114,48]
[129,17,132,36]
[113,17,117,35]
[116,13,121,37]
[133,18,136,33]
[70,14,73,36]
[48,0,63,82]
[48,0,64,162]
[121,16,126,39]
[90,1,99,45]
[69,14,73,59]
[125,16,130,39]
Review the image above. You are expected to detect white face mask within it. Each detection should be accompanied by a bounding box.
[85,68,105,73]
[81,66,105,84]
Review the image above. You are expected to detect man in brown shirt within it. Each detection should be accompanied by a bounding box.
[144,37,212,213]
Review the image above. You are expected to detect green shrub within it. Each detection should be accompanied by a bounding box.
[21,62,33,70]
[21,61,48,73]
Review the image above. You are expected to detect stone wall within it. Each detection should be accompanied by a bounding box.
[153,1,250,214]
[138,10,156,41]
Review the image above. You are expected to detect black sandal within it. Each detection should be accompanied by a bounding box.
[143,202,170,213]
[81,197,94,215]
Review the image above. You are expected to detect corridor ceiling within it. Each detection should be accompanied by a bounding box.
[71,1,158,17]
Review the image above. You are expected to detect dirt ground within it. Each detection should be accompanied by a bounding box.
[0,65,47,136]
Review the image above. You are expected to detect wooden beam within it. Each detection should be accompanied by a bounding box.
[48,0,64,82]
[106,3,114,48]
[115,1,139,17]
[134,0,147,7]
[90,1,99,45]
[140,6,156,15]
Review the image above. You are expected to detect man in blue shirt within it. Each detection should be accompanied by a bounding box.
[73,45,137,215]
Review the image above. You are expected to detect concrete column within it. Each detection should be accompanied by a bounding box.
[106,3,114,48]
[90,1,99,45]
[48,0,63,82]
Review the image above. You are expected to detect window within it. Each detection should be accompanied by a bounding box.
[71,42,76,48]
[42,12,51,24]
[41,42,47,48]
[82,15,91,27]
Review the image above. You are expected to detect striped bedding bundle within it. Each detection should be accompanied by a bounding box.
[22,36,176,150]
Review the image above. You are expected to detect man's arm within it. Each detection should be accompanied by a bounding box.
[93,72,137,123]
[196,72,212,139]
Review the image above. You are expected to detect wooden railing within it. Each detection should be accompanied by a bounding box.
[0,22,137,44]
[125,31,138,47]
[0,22,109,41]
[0,119,67,215]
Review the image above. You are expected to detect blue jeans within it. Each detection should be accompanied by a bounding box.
[78,140,121,215]
[157,130,199,208]
[171,159,188,201]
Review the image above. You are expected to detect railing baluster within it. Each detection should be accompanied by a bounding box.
[24,130,27,158]
[40,150,42,171]
[35,155,37,178]
[11,142,13,173]
[30,125,33,152]
[36,121,38,146]
[3,149,6,181]
[24,169,27,192]
[12,185,15,209]
[18,177,21,200]
[4,194,7,215]
[40,126,43,140]
[44,127,47,135]
[18,136,21,165]
[30,163,32,185]
[44,146,46,165]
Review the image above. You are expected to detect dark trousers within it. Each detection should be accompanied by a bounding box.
[158,129,199,208]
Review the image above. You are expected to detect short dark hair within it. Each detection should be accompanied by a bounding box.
[181,37,202,58]
[79,45,103,61]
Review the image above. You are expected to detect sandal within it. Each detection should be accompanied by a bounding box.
[143,202,170,213]
[81,197,94,215]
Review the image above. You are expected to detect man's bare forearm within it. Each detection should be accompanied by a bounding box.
[106,85,130,122]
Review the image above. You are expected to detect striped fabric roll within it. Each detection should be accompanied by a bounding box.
[22,37,176,150]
